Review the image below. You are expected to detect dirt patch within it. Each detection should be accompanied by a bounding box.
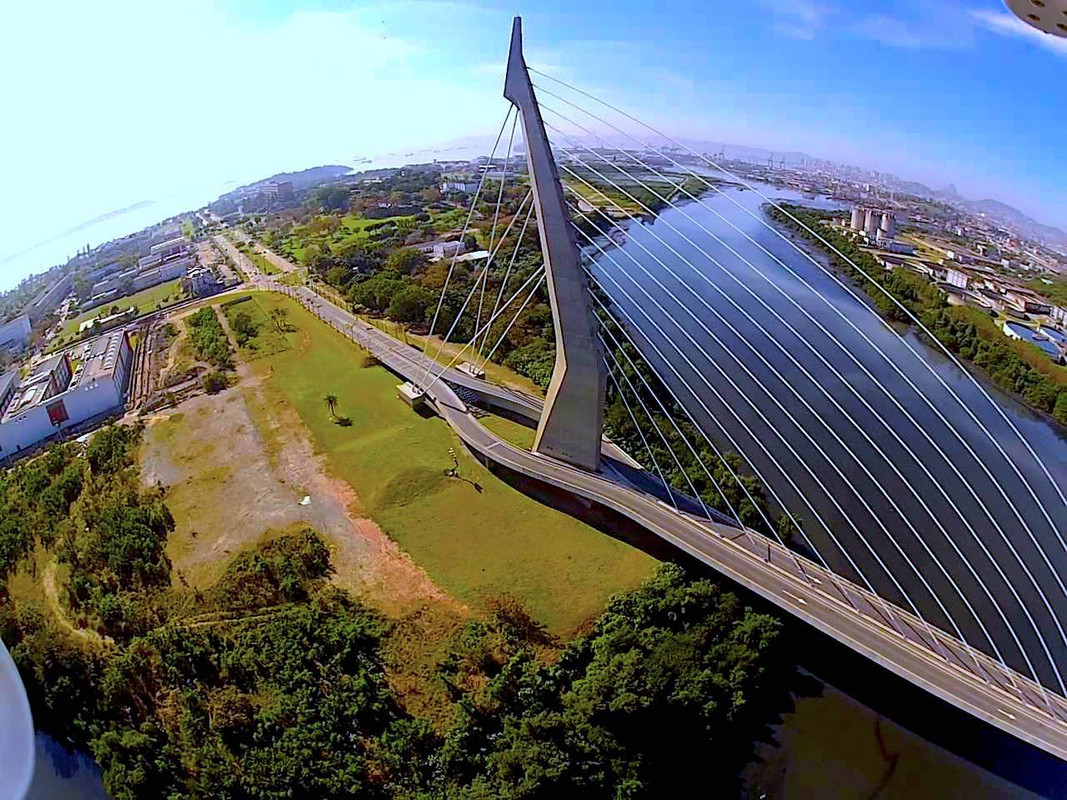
[140,375,461,620]
[42,559,109,647]
[245,380,461,618]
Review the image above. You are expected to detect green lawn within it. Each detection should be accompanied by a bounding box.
[339,213,417,232]
[60,279,186,339]
[249,250,280,275]
[478,412,536,450]
[246,292,655,634]
[220,295,291,360]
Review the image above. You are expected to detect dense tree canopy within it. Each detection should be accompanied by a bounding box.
[0,426,797,798]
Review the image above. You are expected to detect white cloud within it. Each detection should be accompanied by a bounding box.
[971,8,1067,57]
[757,0,832,40]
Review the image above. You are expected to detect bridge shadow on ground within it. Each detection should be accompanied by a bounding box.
[470,442,1067,797]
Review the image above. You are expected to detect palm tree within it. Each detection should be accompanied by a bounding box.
[323,393,338,419]
[270,306,288,333]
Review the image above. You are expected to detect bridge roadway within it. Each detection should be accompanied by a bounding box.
[275,282,1067,761]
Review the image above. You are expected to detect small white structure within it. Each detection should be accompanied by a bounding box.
[454,250,491,264]
[441,180,480,194]
[457,361,486,379]
[946,268,970,290]
[432,241,466,260]
[397,381,426,410]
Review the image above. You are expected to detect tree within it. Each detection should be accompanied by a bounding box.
[1055,391,1067,426]
[386,286,432,324]
[385,247,427,276]
[269,307,289,333]
[230,311,257,345]
[323,393,338,419]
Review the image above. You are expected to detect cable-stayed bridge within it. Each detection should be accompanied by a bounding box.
[287,17,1067,760]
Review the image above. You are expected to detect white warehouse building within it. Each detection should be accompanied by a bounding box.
[0,314,32,351]
[0,331,132,460]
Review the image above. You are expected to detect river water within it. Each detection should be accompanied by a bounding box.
[587,183,1067,692]
[25,733,108,799]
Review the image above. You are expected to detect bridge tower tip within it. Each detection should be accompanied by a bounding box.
[500,15,606,471]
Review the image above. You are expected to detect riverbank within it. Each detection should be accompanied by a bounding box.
[765,203,1067,430]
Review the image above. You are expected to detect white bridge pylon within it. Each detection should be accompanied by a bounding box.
[503,17,606,471]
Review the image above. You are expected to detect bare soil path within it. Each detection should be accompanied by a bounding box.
[140,369,459,619]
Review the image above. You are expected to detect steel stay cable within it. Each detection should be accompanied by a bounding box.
[482,272,546,365]
[575,215,993,673]
[422,105,514,386]
[603,355,679,511]
[426,191,532,379]
[530,74,1067,536]
[474,113,520,362]
[599,330,717,520]
[480,201,535,366]
[545,121,1067,688]
[578,223,958,652]
[424,264,546,393]
[585,272,893,622]
[553,152,1048,681]
[582,244,857,576]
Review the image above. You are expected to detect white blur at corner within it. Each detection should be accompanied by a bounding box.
[0,639,34,800]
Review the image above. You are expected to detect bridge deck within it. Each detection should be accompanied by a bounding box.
[281,283,1067,762]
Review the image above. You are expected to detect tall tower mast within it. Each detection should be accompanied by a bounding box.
[504,17,605,471]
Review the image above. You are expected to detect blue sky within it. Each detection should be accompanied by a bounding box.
[1,0,1065,290]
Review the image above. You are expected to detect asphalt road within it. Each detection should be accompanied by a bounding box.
[266,258,1067,761]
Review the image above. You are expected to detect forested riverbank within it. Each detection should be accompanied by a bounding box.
[768,204,1067,427]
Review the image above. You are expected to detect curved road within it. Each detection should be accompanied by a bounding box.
[261,254,1067,760]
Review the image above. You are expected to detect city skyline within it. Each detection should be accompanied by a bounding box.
[2,0,1065,290]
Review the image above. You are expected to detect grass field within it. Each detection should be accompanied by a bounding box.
[478,412,536,450]
[220,295,291,360]
[244,292,655,634]
[59,279,186,339]
[333,214,417,252]
[340,213,417,233]
[233,240,280,275]
[565,175,654,215]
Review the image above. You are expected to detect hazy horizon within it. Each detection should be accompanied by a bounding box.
[3,0,1066,290]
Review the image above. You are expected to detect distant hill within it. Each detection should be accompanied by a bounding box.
[896,181,1066,249]
[224,165,352,198]
[208,165,353,215]
[962,198,1067,246]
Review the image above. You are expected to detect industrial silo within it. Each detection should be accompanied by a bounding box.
[850,207,865,231]
[864,208,879,236]
[880,211,896,238]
